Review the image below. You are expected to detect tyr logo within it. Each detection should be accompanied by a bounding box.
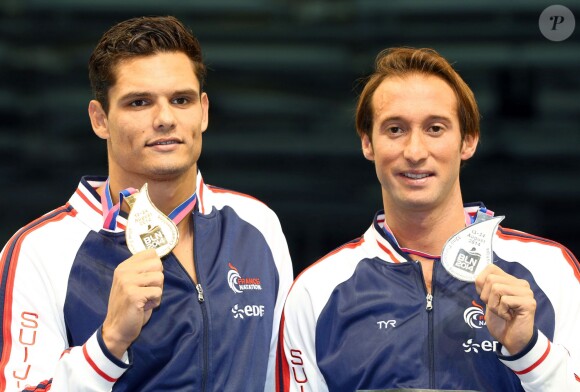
[377,320,396,329]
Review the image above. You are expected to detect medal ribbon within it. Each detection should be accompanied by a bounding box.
[468,206,494,225]
[101,178,197,230]
[381,222,440,260]
[380,207,494,261]
[102,179,137,230]
[167,192,197,224]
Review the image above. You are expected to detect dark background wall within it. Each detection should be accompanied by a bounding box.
[1,1,579,276]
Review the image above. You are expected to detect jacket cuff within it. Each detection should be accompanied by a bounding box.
[82,328,130,386]
[498,329,552,382]
[96,326,131,367]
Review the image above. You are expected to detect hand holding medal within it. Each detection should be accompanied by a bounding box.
[101,181,196,358]
[441,213,537,354]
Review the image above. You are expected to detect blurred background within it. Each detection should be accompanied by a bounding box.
[1,0,579,276]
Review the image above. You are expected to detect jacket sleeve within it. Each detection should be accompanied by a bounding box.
[0,213,129,391]
[276,278,329,392]
[499,329,580,392]
[263,212,295,392]
[498,246,580,391]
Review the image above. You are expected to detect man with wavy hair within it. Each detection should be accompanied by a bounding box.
[276,47,580,391]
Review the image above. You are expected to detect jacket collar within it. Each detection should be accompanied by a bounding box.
[366,203,490,264]
[69,170,212,233]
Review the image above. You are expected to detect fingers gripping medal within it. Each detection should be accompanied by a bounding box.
[441,216,505,282]
[124,184,179,257]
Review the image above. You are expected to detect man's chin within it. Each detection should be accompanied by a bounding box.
[395,196,438,212]
[146,165,193,182]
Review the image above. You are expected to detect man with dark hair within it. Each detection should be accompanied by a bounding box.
[276,47,580,391]
[0,16,293,391]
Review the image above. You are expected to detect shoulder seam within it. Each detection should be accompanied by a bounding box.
[294,237,365,282]
[206,184,265,205]
[497,226,580,277]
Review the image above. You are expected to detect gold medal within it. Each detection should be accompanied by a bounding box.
[125,183,179,257]
[441,216,504,282]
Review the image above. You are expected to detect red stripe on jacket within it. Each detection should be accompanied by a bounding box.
[498,228,580,283]
[0,206,75,390]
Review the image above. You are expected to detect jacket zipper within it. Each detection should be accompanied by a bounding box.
[192,214,209,392]
[417,260,436,389]
[425,293,433,311]
[196,283,205,302]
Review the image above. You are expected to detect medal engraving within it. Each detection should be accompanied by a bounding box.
[441,216,504,282]
[125,183,179,257]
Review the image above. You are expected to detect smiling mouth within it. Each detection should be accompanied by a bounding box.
[402,173,431,179]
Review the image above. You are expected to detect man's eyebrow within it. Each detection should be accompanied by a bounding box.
[378,116,405,123]
[118,91,153,102]
[376,116,410,128]
[119,89,200,101]
[173,89,200,96]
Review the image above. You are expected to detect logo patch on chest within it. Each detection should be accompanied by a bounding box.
[227,263,262,293]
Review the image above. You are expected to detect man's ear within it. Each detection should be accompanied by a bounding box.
[460,132,479,161]
[88,100,109,139]
[361,134,375,161]
[200,92,209,133]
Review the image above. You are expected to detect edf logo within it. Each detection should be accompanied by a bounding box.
[539,5,575,41]
[231,304,265,319]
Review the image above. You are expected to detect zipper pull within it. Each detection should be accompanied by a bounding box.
[425,293,433,311]
[196,283,205,303]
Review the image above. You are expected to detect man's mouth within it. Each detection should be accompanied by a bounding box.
[146,139,180,147]
[402,172,431,179]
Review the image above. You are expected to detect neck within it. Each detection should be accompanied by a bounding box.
[383,194,466,257]
[387,210,465,256]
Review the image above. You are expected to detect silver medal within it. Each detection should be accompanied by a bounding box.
[441,215,504,282]
[125,183,179,257]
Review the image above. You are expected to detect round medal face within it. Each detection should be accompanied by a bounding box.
[441,216,504,282]
[125,183,179,257]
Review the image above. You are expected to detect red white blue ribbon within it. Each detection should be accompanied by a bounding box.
[101,179,137,230]
[101,179,197,230]
[167,193,197,224]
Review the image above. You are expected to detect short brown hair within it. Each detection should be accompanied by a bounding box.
[355,47,480,143]
[88,16,206,112]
